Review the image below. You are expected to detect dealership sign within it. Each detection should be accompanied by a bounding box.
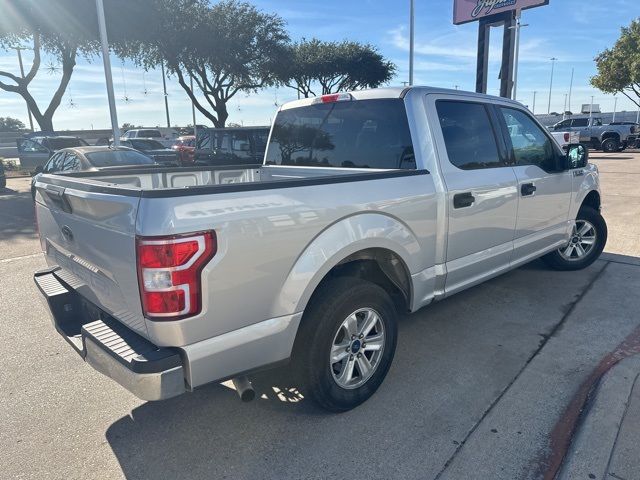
[453,0,549,24]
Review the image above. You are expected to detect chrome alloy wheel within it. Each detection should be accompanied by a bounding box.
[559,220,597,261]
[330,308,385,390]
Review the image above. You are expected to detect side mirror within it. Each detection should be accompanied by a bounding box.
[567,143,588,169]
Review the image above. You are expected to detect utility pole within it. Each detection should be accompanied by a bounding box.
[161,61,170,128]
[563,94,568,120]
[95,0,120,145]
[568,67,574,113]
[190,75,197,140]
[14,47,34,131]
[409,0,415,86]
[548,57,557,114]
[612,97,617,123]
[509,12,528,101]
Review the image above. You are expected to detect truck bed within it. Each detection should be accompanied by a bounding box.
[39,164,399,196]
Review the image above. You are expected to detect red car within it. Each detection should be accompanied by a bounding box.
[172,135,196,165]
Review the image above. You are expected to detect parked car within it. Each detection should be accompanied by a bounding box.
[551,117,636,152]
[550,130,580,150]
[33,87,606,412]
[118,138,180,165]
[194,126,269,166]
[30,146,157,199]
[172,135,196,165]
[17,135,89,173]
[122,128,179,147]
[0,159,6,189]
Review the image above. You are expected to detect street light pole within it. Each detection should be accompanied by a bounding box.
[14,47,34,131]
[612,97,617,123]
[568,67,574,113]
[563,94,568,120]
[95,0,120,146]
[547,57,557,114]
[409,0,415,86]
[509,13,528,101]
[161,61,170,128]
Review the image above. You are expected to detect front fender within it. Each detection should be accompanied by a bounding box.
[271,213,423,317]
[571,163,600,219]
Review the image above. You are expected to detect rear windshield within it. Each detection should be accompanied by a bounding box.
[45,137,88,150]
[86,150,156,167]
[137,129,162,138]
[265,99,415,169]
[130,139,165,150]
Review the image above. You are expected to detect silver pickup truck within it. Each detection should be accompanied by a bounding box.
[34,87,607,412]
[551,116,637,152]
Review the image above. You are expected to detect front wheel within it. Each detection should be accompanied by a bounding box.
[293,277,398,412]
[542,206,607,271]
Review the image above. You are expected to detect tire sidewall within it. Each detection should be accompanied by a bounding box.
[602,138,618,152]
[299,279,398,412]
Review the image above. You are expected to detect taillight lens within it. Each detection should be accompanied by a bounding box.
[564,133,570,142]
[136,231,216,320]
[312,93,353,104]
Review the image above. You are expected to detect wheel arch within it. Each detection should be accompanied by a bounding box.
[581,190,601,212]
[271,213,423,319]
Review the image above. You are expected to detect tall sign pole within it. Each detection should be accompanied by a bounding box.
[95,0,120,145]
[568,67,574,113]
[409,0,415,86]
[190,75,197,140]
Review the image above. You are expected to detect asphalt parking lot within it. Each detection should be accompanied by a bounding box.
[1,152,640,480]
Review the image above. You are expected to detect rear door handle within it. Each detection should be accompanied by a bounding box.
[521,183,537,197]
[453,192,475,209]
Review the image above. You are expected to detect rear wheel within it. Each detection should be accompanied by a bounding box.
[602,137,619,153]
[293,277,398,412]
[542,206,607,271]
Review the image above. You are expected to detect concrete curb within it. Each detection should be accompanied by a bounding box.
[558,355,640,480]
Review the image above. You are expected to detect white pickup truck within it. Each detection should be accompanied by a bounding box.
[34,87,606,412]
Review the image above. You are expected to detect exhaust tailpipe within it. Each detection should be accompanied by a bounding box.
[232,376,255,402]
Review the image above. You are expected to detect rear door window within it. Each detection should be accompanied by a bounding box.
[436,100,503,170]
[265,99,415,169]
[571,119,589,127]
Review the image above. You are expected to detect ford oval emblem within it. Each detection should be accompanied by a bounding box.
[61,225,74,242]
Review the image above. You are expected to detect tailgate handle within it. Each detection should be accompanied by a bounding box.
[43,184,73,214]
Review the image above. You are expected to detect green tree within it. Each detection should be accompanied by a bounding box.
[591,19,640,108]
[0,116,26,132]
[279,39,396,98]
[0,0,101,131]
[113,0,289,128]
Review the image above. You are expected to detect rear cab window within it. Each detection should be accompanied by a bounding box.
[265,99,415,169]
[137,130,162,138]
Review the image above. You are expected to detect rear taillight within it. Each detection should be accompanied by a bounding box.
[564,133,570,143]
[136,231,216,320]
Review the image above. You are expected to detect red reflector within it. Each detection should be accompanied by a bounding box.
[564,133,570,142]
[144,290,185,314]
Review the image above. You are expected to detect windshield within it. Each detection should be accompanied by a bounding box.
[46,137,88,150]
[130,139,165,150]
[85,150,156,167]
[265,99,414,169]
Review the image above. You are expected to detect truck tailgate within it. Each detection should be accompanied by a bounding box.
[35,182,147,336]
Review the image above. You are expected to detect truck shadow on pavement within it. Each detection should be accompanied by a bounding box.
[104,259,607,480]
[0,187,37,243]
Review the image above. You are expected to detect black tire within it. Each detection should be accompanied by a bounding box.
[602,137,619,153]
[292,277,398,412]
[542,206,607,271]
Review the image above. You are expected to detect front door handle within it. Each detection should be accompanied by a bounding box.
[453,192,475,209]
[521,183,537,197]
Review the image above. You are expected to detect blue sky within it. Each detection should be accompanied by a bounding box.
[0,0,638,130]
